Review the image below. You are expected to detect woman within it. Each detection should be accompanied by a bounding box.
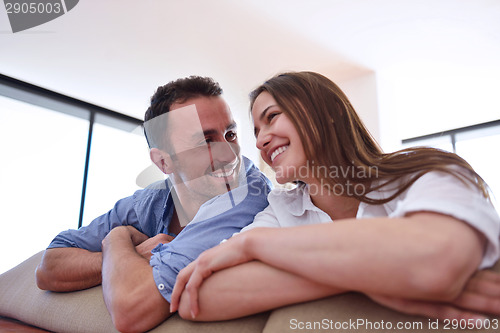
[170,71,500,320]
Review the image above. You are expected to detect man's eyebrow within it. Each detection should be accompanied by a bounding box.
[226,122,237,131]
[191,122,238,140]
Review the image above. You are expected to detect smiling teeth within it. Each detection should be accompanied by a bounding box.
[271,146,288,162]
[211,166,236,178]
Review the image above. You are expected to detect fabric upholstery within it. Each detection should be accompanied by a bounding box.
[0,251,269,333]
[1,251,498,333]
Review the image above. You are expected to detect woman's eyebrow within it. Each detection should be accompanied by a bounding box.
[254,105,278,137]
[258,105,276,122]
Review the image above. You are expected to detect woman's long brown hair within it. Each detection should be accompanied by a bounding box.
[250,71,489,204]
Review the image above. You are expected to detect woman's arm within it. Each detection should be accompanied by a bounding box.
[177,260,344,321]
[366,268,500,320]
[172,211,485,318]
[176,262,500,322]
[244,212,484,300]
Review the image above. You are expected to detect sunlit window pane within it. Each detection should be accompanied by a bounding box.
[402,135,454,153]
[82,121,155,226]
[0,96,88,273]
[403,125,500,214]
[455,132,500,212]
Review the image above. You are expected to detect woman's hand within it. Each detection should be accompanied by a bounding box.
[170,233,253,318]
[452,269,500,315]
[368,269,500,320]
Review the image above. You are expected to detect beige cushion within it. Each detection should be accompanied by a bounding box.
[264,293,434,333]
[263,261,500,333]
[0,252,119,333]
[0,251,269,333]
[1,251,499,333]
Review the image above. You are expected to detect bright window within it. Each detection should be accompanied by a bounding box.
[0,95,88,273]
[82,120,152,226]
[402,121,500,212]
[0,76,144,274]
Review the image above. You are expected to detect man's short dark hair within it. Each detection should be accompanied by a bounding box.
[144,76,223,149]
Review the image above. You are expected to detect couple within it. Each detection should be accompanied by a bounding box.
[37,73,500,332]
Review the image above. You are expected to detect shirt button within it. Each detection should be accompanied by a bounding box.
[158,284,165,290]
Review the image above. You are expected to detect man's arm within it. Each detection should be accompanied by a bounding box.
[102,226,172,333]
[35,228,173,292]
[35,247,102,291]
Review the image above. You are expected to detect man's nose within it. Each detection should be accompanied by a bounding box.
[209,141,239,164]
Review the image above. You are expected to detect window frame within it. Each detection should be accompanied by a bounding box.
[402,119,500,154]
[0,73,143,228]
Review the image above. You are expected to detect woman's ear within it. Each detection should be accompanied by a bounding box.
[150,148,174,174]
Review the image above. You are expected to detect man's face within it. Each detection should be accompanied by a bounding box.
[166,96,241,204]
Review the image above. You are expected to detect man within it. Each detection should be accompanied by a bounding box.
[35,76,272,333]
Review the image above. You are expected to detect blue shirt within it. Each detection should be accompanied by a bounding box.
[48,156,271,302]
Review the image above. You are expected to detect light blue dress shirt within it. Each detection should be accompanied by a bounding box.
[48,156,272,303]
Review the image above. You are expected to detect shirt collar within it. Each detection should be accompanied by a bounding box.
[276,183,323,217]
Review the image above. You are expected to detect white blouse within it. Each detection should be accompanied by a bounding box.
[242,170,500,269]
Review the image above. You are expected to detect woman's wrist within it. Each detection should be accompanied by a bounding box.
[238,228,266,262]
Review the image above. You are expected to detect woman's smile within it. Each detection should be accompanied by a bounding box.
[270,145,289,163]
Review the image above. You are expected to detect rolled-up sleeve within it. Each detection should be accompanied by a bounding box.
[47,195,140,251]
[150,244,192,303]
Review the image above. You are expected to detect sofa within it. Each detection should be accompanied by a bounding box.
[1,251,499,333]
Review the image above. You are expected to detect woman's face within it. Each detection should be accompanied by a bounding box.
[251,91,308,184]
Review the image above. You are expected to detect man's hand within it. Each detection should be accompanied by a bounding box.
[124,225,150,245]
[120,226,174,260]
[136,234,174,260]
[368,269,500,320]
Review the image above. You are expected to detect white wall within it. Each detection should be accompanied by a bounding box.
[339,73,381,144]
[376,63,500,152]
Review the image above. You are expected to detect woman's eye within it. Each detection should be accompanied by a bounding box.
[267,112,280,122]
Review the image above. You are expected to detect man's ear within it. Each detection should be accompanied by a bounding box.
[150,148,174,174]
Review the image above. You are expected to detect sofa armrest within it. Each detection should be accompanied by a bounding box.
[262,260,500,333]
[0,251,269,333]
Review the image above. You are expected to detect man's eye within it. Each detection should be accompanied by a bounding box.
[225,131,237,142]
[198,138,212,146]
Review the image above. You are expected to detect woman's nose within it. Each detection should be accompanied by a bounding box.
[255,129,271,150]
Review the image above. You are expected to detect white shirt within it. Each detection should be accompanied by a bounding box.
[242,170,500,269]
